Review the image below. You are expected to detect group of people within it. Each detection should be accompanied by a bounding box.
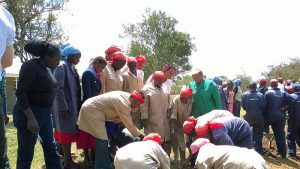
[1,4,299,169]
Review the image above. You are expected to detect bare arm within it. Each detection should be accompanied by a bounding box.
[1,46,13,68]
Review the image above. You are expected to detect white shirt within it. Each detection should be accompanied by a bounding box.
[0,5,15,57]
[0,5,15,80]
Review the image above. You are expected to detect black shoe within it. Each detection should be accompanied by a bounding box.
[289,155,300,161]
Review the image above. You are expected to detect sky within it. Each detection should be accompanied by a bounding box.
[6,0,300,80]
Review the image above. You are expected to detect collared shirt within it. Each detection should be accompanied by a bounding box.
[189,79,222,117]
[77,91,141,140]
[101,63,123,93]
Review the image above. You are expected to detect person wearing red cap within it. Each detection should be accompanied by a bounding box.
[145,64,177,94]
[135,55,147,70]
[141,71,171,155]
[114,133,170,169]
[101,52,126,93]
[183,138,267,169]
[77,90,145,169]
[169,86,193,164]
[123,57,144,129]
[104,45,122,62]
[184,116,253,149]
[257,77,268,95]
[264,79,294,159]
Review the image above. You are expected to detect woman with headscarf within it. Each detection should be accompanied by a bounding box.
[53,43,81,169]
[77,56,107,167]
[13,39,62,169]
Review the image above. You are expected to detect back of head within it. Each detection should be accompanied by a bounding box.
[24,39,59,58]
[248,82,257,91]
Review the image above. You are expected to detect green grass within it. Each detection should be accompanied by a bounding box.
[6,118,44,169]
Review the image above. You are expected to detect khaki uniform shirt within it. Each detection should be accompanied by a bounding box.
[101,63,123,93]
[141,83,171,141]
[76,91,141,140]
[170,95,192,150]
[123,70,144,93]
[196,144,268,169]
[114,141,170,169]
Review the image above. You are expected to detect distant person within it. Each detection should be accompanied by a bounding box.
[114,133,170,169]
[0,5,15,169]
[224,80,234,113]
[184,138,268,169]
[233,79,242,117]
[241,82,266,155]
[257,77,268,95]
[212,76,228,110]
[13,40,62,169]
[145,64,177,94]
[104,45,122,62]
[188,68,222,117]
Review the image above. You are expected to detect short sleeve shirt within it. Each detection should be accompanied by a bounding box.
[0,5,15,58]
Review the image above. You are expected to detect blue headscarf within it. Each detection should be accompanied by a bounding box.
[212,76,223,85]
[233,79,242,86]
[60,43,81,60]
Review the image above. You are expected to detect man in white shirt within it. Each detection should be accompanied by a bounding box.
[0,5,15,169]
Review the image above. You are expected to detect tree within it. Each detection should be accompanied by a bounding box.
[171,75,193,95]
[265,58,300,81]
[1,0,68,63]
[121,8,196,79]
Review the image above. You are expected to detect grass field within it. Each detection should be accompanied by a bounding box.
[5,111,300,169]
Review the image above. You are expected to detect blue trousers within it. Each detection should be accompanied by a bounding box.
[94,138,113,169]
[0,94,10,169]
[233,101,241,117]
[13,103,62,169]
[270,117,287,157]
[287,118,297,157]
[253,127,264,154]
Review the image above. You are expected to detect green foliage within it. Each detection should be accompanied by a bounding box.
[1,0,68,63]
[234,73,253,92]
[121,8,196,79]
[265,58,300,81]
[171,75,193,95]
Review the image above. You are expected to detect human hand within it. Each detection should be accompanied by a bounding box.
[27,117,39,134]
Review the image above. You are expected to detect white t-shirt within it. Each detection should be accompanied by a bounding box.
[0,5,15,80]
[0,5,15,58]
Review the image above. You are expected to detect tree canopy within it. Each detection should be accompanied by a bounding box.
[1,0,68,63]
[121,8,196,79]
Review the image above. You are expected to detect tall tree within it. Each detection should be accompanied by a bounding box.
[1,0,68,63]
[121,8,196,79]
